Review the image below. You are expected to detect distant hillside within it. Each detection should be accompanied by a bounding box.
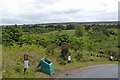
[40,21,118,25]
[1,21,118,27]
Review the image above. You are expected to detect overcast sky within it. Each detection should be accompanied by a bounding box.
[0,0,120,25]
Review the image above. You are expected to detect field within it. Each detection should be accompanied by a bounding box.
[2,24,119,78]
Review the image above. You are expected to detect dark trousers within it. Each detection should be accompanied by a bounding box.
[68,60,70,63]
[110,59,112,61]
[24,68,27,73]
[91,59,93,61]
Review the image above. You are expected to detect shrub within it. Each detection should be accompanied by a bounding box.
[75,53,83,61]
[2,25,23,47]
[70,37,83,51]
[46,44,57,54]
[60,42,69,59]
[54,34,71,46]
[59,58,66,65]
[75,24,85,37]
[15,62,22,73]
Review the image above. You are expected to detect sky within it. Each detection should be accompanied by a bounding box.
[0,0,120,25]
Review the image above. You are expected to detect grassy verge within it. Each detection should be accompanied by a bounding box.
[54,61,118,72]
[2,44,49,78]
[2,44,118,78]
[0,45,2,79]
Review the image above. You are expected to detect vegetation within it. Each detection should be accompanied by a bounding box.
[1,23,119,78]
[0,26,1,79]
[75,24,85,37]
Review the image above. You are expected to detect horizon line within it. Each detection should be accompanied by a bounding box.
[0,20,118,26]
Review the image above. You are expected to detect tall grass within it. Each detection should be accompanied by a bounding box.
[2,42,118,78]
[2,44,49,78]
[2,29,118,78]
[0,44,2,79]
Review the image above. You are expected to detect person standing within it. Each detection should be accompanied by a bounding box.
[24,53,28,74]
[68,52,71,63]
[90,53,93,61]
[110,52,113,61]
[110,55,113,61]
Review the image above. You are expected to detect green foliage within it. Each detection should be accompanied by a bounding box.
[70,37,83,51]
[75,24,85,37]
[66,24,75,30]
[2,25,23,46]
[38,37,50,47]
[56,24,65,31]
[2,24,118,55]
[15,62,23,73]
[102,29,111,37]
[54,34,71,46]
[86,40,96,51]
[46,44,57,54]
[0,27,2,44]
[109,29,117,36]
[2,24,118,78]
[59,58,67,65]
[21,33,36,45]
[75,53,83,61]
[85,26,91,32]
[60,42,69,59]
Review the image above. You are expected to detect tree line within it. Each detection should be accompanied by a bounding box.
[2,24,120,61]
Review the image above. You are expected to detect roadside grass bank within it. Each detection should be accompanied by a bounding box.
[2,26,119,78]
[2,44,118,78]
[0,45,2,79]
[54,61,118,72]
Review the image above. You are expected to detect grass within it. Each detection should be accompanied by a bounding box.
[2,44,118,78]
[2,29,118,78]
[2,44,49,78]
[54,60,118,71]
[44,30,75,36]
[0,45,2,79]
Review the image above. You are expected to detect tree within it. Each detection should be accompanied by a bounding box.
[54,34,71,46]
[85,26,90,32]
[75,24,85,37]
[46,43,57,55]
[60,42,69,60]
[66,24,75,30]
[70,37,83,51]
[86,40,95,51]
[2,25,23,46]
[55,25,65,31]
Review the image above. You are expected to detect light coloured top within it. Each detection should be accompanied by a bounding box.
[68,56,71,61]
[91,56,93,59]
[111,56,113,59]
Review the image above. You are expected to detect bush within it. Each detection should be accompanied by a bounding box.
[118,58,120,62]
[75,53,83,61]
[70,37,83,51]
[46,44,57,54]
[2,25,23,47]
[75,24,85,37]
[60,42,69,59]
[15,62,22,73]
[54,34,71,46]
[66,24,75,30]
[59,58,66,65]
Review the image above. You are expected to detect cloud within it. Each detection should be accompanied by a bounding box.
[118,1,120,21]
[0,0,119,25]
